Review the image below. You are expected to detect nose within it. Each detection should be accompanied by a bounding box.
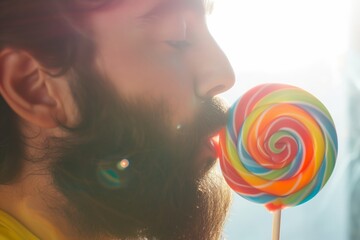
[189,31,235,99]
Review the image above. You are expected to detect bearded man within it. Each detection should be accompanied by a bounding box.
[0,0,235,239]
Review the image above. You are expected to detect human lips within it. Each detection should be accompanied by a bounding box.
[194,134,222,175]
[204,137,218,158]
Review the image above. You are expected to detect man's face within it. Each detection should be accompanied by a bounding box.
[48,0,234,239]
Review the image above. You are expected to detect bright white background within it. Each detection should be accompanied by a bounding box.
[207,0,352,239]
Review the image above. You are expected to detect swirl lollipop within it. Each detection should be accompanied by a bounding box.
[218,83,337,239]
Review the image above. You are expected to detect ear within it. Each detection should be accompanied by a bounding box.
[0,48,65,128]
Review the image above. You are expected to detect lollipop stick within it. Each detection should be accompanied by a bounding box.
[272,210,281,240]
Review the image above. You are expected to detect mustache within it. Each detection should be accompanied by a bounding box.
[196,97,229,137]
[175,97,229,145]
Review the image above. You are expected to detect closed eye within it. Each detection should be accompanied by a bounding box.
[166,40,191,50]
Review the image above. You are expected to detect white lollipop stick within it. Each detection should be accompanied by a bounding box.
[272,210,281,240]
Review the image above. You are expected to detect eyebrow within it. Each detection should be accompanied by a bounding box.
[140,0,213,18]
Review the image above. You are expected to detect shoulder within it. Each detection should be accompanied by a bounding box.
[0,211,38,240]
[0,225,22,240]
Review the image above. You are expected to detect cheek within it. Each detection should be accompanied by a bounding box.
[100,45,187,91]
[96,36,197,126]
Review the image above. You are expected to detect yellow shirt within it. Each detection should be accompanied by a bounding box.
[0,209,39,240]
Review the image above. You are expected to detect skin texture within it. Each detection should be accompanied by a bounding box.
[0,0,235,239]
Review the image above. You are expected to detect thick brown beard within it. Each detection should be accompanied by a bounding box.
[45,66,232,239]
[182,172,232,240]
[54,169,231,240]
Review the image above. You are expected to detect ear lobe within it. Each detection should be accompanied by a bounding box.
[0,49,61,128]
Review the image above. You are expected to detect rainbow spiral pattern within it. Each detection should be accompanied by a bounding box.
[219,83,337,211]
